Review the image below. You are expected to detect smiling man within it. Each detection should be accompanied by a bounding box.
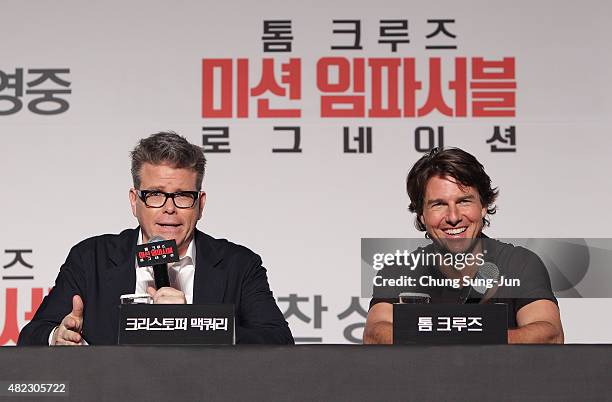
[18,132,293,345]
[363,147,563,344]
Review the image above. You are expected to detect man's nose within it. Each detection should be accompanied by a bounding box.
[163,196,177,213]
[446,204,461,225]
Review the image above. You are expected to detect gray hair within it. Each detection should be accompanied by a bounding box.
[131,131,207,190]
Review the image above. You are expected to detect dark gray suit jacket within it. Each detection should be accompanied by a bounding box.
[18,228,293,345]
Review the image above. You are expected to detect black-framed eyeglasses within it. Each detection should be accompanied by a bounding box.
[136,190,200,209]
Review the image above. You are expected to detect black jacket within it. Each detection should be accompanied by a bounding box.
[18,228,293,345]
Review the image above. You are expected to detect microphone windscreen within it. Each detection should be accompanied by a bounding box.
[473,262,500,295]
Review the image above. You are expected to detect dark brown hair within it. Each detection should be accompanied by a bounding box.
[131,131,207,190]
[406,147,498,231]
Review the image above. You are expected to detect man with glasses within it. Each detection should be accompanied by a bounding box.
[18,132,293,345]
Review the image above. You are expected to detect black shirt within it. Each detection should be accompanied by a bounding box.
[369,237,558,328]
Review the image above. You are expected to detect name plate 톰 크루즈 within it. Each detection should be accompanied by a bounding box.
[393,303,508,344]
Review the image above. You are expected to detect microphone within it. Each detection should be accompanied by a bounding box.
[135,236,180,289]
[150,238,170,289]
[458,262,500,304]
[474,262,501,304]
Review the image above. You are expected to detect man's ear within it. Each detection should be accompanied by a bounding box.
[197,192,206,220]
[129,189,138,218]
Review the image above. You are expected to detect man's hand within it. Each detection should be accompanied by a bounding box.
[52,295,84,346]
[146,286,187,304]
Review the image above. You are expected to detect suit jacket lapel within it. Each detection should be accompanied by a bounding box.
[107,228,139,299]
[193,229,227,304]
